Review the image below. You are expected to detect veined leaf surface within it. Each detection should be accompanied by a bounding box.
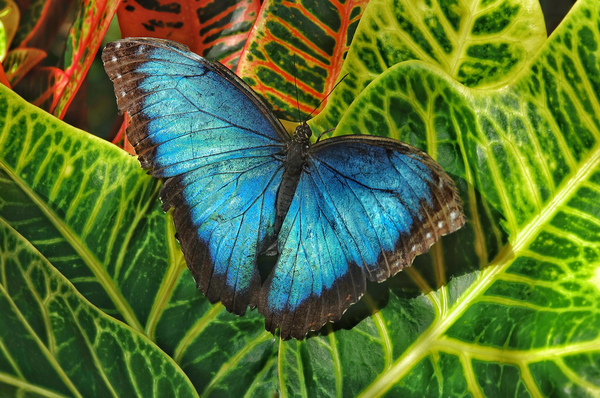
[236,0,369,121]
[0,0,599,396]
[0,84,278,396]
[308,0,600,395]
[0,218,197,397]
[116,0,261,70]
[310,0,548,132]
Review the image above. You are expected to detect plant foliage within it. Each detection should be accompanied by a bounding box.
[0,0,599,396]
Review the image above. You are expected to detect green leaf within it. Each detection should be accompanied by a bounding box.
[0,218,197,396]
[310,0,547,132]
[291,0,599,395]
[0,88,172,330]
[2,0,600,396]
[0,0,19,58]
[0,81,280,395]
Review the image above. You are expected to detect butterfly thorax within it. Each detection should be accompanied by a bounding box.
[274,122,313,235]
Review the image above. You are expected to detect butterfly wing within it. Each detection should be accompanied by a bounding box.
[102,38,289,314]
[259,136,466,338]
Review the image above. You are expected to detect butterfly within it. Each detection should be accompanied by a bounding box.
[102,38,466,339]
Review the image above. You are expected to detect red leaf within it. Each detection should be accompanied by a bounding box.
[111,116,135,155]
[117,0,260,69]
[0,63,10,88]
[13,66,66,111]
[236,0,369,121]
[14,0,76,50]
[3,48,46,86]
[51,0,121,119]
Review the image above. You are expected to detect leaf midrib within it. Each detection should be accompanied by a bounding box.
[0,372,74,398]
[357,145,600,396]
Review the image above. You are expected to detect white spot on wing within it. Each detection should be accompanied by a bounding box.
[411,245,416,252]
[426,232,432,239]
[450,211,458,220]
[111,56,117,62]
[115,42,121,49]
[438,221,444,229]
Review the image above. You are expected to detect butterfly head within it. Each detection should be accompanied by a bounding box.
[294,121,312,144]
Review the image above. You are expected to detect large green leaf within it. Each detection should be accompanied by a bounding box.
[0,218,197,396]
[1,0,599,396]
[310,0,548,132]
[309,0,600,395]
[0,79,279,395]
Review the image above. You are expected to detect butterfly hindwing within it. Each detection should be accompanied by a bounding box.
[260,136,466,338]
[103,38,466,338]
[102,38,289,314]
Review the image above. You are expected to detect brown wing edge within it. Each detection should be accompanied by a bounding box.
[260,135,467,339]
[102,38,268,315]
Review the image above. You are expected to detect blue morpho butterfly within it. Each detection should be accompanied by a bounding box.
[102,38,466,339]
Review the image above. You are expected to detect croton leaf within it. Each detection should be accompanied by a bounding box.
[0,218,198,396]
[310,0,548,133]
[51,0,120,118]
[11,0,118,117]
[0,80,279,395]
[303,0,600,395]
[12,65,66,110]
[3,47,46,86]
[236,0,369,121]
[0,0,19,60]
[117,0,261,70]
[0,61,8,86]
[1,0,600,397]
[111,114,136,154]
[12,0,75,50]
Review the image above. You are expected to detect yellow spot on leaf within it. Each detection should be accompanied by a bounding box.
[64,164,73,178]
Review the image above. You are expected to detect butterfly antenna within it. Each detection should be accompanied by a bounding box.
[306,73,349,120]
[293,54,301,123]
[315,127,335,143]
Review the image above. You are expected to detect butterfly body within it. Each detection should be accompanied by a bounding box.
[275,123,312,235]
[103,38,466,339]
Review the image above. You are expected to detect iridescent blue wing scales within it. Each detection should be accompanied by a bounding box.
[260,136,466,338]
[102,38,289,314]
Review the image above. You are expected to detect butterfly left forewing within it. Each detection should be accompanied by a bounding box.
[259,135,466,338]
[103,38,288,315]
